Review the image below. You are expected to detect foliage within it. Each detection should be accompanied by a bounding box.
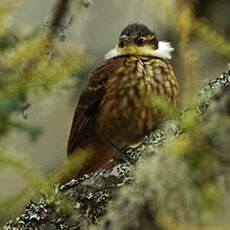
[0,0,87,225]
[145,0,230,229]
[1,0,230,229]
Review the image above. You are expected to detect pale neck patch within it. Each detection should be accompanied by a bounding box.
[104,45,119,60]
[149,41,174,59]
[104,41,174,60]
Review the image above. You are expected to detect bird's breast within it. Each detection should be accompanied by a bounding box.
[96,56,179,146]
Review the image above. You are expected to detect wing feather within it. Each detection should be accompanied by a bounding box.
[67,56,129,156]
[67,86,106,155]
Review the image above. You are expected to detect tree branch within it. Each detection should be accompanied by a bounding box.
[49,0,71,36]
[4,70,230,229]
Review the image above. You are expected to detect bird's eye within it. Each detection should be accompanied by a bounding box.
[136,38,145,46]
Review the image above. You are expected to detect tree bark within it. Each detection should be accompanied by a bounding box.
[4,69,230,230]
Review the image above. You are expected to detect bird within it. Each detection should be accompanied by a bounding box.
[57,23,179,184]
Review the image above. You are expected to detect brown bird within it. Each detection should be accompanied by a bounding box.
[58,23,179,183]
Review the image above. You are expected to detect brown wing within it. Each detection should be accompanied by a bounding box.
[67,57,125,155]
[67,88,104,155]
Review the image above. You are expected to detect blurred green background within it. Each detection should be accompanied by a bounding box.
[0,0,230,227]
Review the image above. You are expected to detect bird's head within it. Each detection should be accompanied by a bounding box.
[117,23,158,56]
[105,23,174,60]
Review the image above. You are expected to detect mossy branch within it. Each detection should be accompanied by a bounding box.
[4,70,230,230]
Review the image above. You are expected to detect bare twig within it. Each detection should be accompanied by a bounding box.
[50,0,72,36]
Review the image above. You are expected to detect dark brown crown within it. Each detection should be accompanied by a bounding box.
[120,23,158,48]
[121,23,154,37]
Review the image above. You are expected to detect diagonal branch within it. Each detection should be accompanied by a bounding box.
[4,70,230,230]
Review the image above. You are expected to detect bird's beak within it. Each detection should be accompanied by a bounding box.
[119,35,133,47]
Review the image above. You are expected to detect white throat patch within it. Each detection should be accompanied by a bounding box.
[104,41,174,60]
